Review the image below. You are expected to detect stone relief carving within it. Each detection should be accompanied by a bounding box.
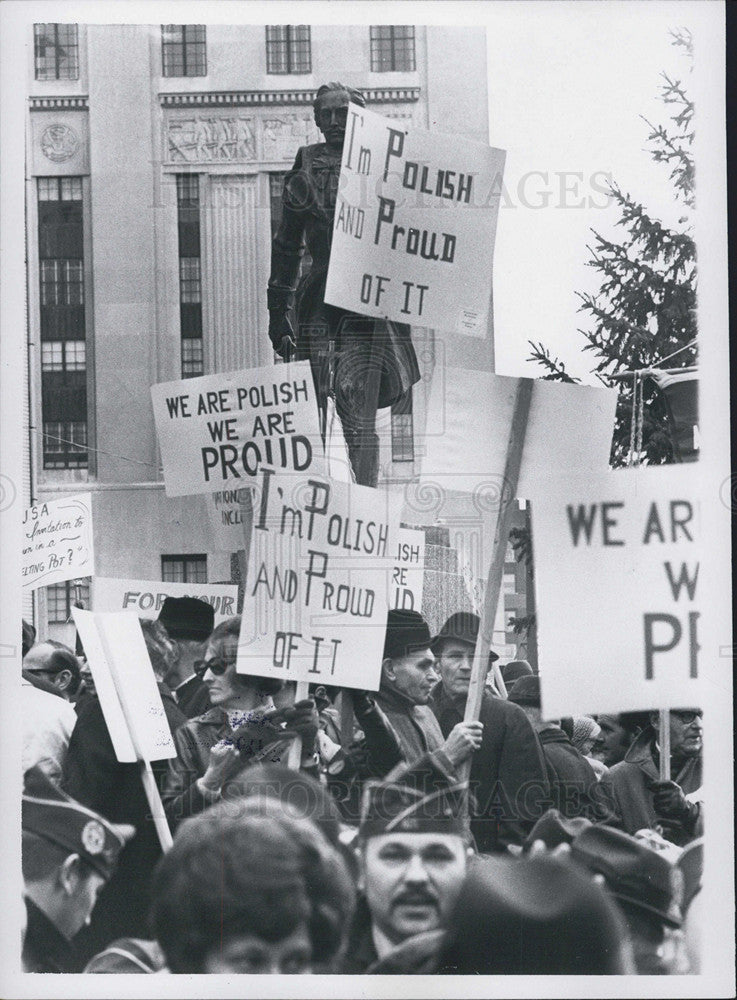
[167,116,257,163]
[40,123,80,162]
[261,114,318,161]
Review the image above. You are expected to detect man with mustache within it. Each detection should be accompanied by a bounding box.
[341,780,472,972]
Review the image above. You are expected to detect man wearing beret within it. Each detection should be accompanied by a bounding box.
[22,766,133,972]
[598,709,703,847]
[341,780,472,972]
[372,609,484,785]
[429,612,550,853]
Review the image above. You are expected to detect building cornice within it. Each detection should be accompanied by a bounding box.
[160,87,420,108]
[29,96,89,111]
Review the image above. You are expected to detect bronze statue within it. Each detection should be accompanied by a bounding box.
[268,82,420,487]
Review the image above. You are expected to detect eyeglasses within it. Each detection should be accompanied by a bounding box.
[25,668,61,678]
[672,710,702,725]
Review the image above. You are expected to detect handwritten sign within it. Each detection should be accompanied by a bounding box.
[22,493,94,590]
[238,470,403,690]
[72,609,177,763]
[420,371,617,498]
[324,104,506,335]
[150,361,326,497]
[392,527,425,612]
[531,467,701,717]
[205,487,253,552]
[93,577,239,624]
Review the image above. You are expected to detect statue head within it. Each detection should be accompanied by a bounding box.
[313,82,366,150]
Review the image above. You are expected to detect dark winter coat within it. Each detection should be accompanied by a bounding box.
[60,686,186,964]
[23,898,80,973]
[537,724,605,822]
[598,727,703,846]
[430,687,551,852]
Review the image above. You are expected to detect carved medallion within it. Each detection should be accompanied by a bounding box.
[40,123,80,163]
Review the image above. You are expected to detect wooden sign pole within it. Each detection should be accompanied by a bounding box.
[658,709,671,781]
[287,680,310,770]
[460,380,534,780]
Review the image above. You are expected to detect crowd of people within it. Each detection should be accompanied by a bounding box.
[21,598,704,975]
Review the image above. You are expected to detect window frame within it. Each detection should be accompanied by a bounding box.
[34,23,79,81]
[161,25,207,78]
[161,555,208,584]
[370,25,416,73]
[265,25,312,75]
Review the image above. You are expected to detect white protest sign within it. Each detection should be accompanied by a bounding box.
[392,527,425,612]
[93,577,239,623]
[72,609,177,763]
[238,470,403,690]
[22,493,94,590]
[420,371,617,498]
[150,361,326,497]
[205,487,253,552]
[531,466,701,717]
[324,104,505,335]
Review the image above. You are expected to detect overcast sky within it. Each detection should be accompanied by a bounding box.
[485,2,699,383]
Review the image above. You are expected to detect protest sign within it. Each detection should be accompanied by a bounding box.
[238,469,403,690]
[93,577,239,623]
[324,104,505,335]
[205,487,252,552]
[419,370,617,499]
[530,466,701,718]
[392,527,425,612]
[150,361,326,497]
[22,493,94,590]
[71,609,177,763]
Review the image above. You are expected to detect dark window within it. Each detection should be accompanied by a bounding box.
[37,177,88,469]
[43,420,87,469]
[162,25,207,77]
[34,24,79,81]
[162,555,208,584]
[47,579,90,623]
[265,25,311,74]
[370,26,416,72]
[391,388,414,462]
[176,175,203,377]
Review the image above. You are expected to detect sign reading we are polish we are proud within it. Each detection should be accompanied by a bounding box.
[324,104,506,336]
[150,362,325,498]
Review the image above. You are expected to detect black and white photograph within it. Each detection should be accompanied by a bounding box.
[0,1,732,996]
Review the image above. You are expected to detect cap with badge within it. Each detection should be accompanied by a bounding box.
[23,766,134,880]
[157,596,214,642]
[359,779,468,839]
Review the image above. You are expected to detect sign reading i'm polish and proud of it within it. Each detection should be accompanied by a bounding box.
[324,104,506,337]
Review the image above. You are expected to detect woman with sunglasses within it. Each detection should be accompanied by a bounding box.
[161,616,320,827]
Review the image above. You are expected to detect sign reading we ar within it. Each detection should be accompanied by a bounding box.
[325,105,505,336]
[532,467,702,718]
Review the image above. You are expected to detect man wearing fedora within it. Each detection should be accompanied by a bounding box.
[429,612,549,853]
[157,596,216,718]
[22,766,134,972]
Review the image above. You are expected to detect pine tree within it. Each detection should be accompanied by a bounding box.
[513,30,697,643]
[528,28,697,468]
